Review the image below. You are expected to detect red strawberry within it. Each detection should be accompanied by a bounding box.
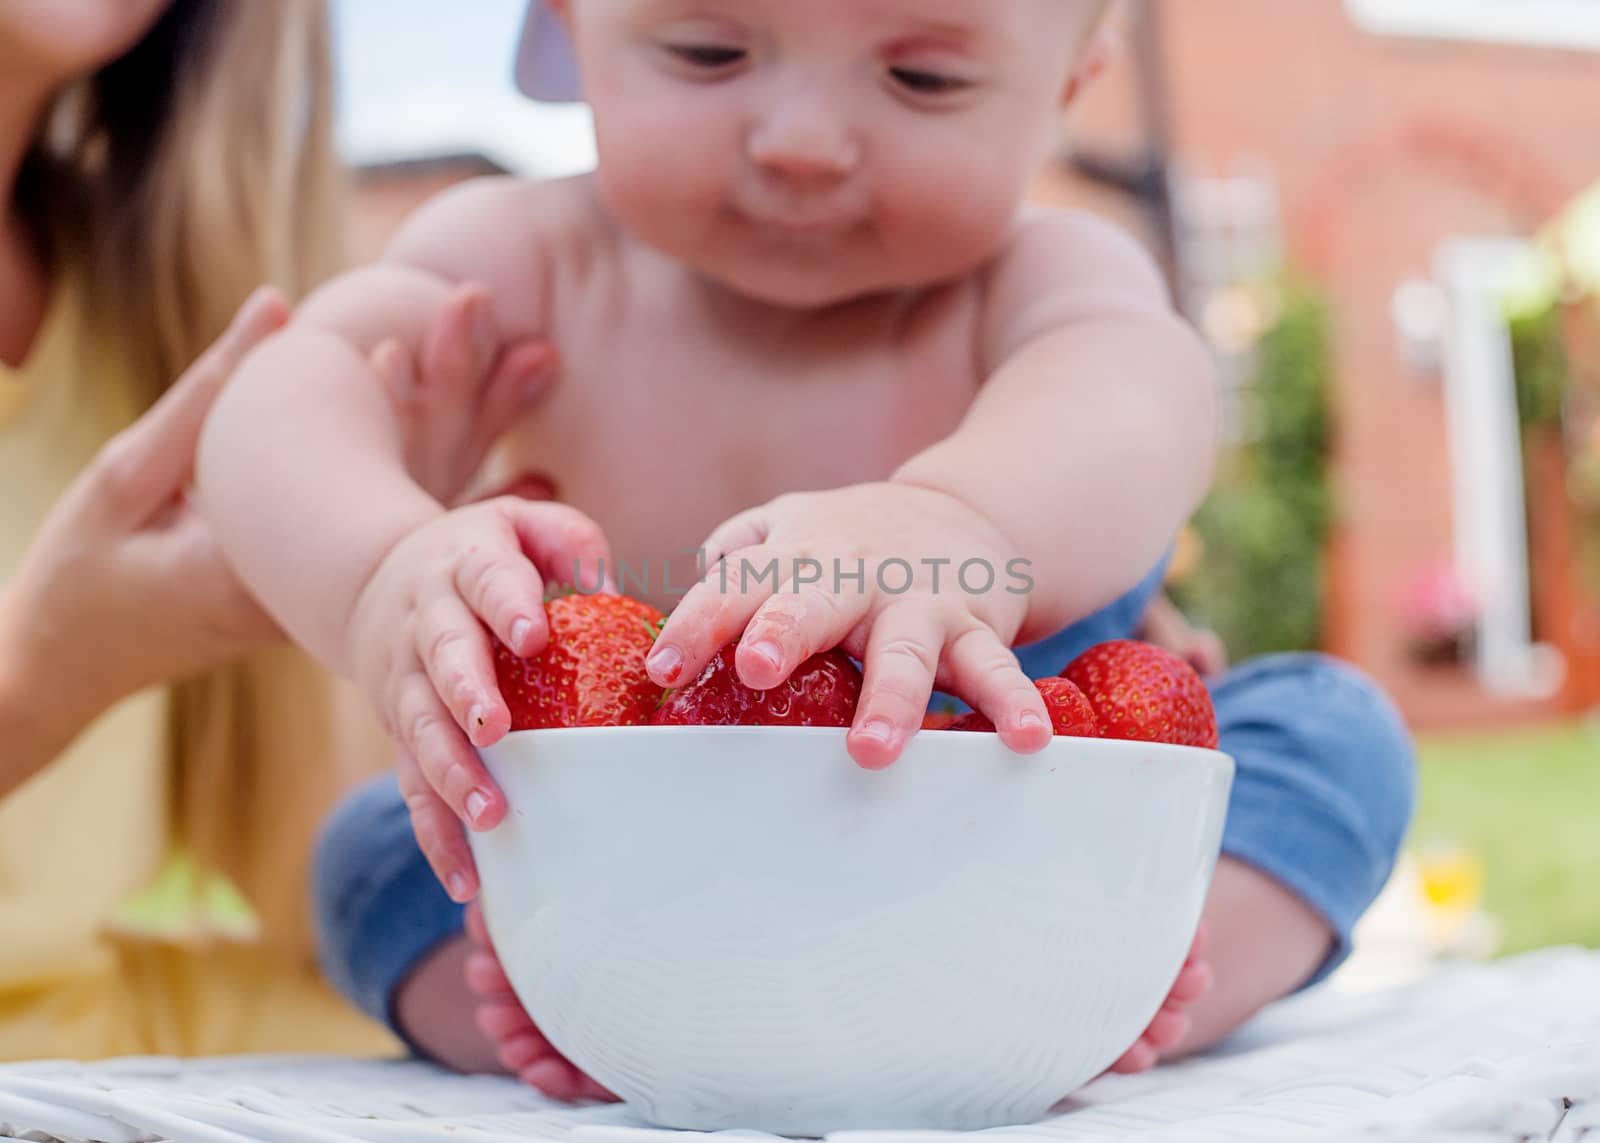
[921,709,963,731]
[493,594,666,730]
[1060,640,1219,748]
[947,677,1100,737]
[652,645,862,727]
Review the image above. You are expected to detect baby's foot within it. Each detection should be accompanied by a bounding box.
[464,901,618,1102]
[1107,926,1213,1074]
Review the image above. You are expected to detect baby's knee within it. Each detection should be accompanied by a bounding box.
[1216,651,1415,858]
[1212,652,1416,984]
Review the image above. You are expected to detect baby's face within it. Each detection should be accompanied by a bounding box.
[559,0,1103,307]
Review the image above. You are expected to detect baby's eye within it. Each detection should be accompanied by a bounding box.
[889,67,971,96]
[666,44,747,70]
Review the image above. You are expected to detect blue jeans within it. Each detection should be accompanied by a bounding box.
[313,561,1415,1042]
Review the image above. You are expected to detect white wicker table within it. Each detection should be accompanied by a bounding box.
[0,948,1595,1143]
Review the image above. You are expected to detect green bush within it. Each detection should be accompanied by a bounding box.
[1509,305,1568,429]
[1507,302,1600,593]
[1173,285,1335,658]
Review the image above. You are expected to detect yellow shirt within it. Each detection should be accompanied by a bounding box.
[0,286,400,1060]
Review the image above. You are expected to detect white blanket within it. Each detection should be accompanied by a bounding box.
[0,948,1595,1143]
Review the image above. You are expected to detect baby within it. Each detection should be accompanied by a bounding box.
[199,0,1413,1102]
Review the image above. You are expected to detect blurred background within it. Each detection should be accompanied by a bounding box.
[334,0,1600,972]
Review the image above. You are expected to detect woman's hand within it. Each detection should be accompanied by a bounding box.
[0,284,555,792]
[0,288,293,783]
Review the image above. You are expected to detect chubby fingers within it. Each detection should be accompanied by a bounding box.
[376,285,559,507]
[440,495,610,669]
[396,744,483,902]
[468,339,559,458]
[647,544,780,688]
[698,506,770,571]
[849,611,1048,768]
[734,569,872,691]
[942,626,1051,753]
[646,507,776,686]
[390,670,506,841]
[416,591,514,747]
[846,602,946,769]
[422,500,614,745]
[496,497,613,599]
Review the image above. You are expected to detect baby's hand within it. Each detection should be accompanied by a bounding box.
[347,498,611,899]
[649,483,1052,769]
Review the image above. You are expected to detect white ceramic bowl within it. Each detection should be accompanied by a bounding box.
[472,726,1233,1135]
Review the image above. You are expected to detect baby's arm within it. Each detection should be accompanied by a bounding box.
[893,211,1217,644]
[198,178,568,668]
[650,212,1216,768]
[197,179,609,897]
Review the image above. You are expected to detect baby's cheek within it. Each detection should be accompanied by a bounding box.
[892,175,1017,281]
[594,122,725,257]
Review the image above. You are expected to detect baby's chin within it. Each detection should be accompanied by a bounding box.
[689,252,953,312]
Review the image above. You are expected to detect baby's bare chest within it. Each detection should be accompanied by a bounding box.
[498,285,983,583]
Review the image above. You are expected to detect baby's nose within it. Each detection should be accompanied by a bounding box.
[747,96,861,182]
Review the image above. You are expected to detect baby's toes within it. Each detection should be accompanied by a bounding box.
[516,1046,618,1103]
[1108,1038,1159,1075]
[522,1057,598,1102]
[500,1030,557,1073]
[465,949,516,997]
[1143,1004,1190,1051]
[476,996,538,1044]
[1168,958,1214,1004]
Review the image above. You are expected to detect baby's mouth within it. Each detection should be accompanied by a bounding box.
[734,199,865,235]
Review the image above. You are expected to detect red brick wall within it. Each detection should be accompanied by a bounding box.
[1150,0,1600,728]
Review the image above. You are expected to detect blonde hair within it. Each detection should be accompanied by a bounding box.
[20,0,352,947]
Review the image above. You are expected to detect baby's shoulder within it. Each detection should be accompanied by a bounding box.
[1005,206,1163,273]
[384,174,615,287]
[976,208,1172,366]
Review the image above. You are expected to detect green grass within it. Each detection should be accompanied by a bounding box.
[1412,718,1600,954]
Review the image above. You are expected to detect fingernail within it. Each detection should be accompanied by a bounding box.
[465,790,492,827]
[448,873,470,900]
[468,703,487,730]
[510,619,532,651]
[859,719,895,746]
[648,645,684,683]
[748,640,784,674]
[1018,711,1046,730]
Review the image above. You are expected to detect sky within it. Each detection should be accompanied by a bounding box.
[332,0,596,176]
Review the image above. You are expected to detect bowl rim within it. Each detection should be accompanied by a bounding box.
[486,724,1234,774]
